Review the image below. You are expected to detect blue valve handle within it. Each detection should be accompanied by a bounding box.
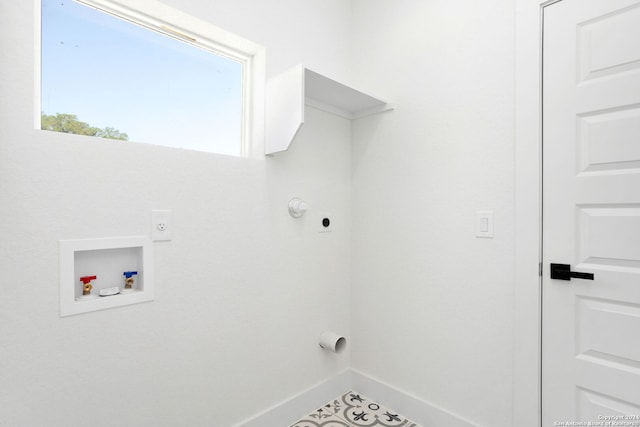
[123,271,138,278]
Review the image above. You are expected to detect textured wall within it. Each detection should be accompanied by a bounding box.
[162,0,353,81]
[0,0,520,425]
[0,1,352,426]
[349,1,516,425]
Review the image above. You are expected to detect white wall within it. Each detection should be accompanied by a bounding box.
[349,1,516,426]
[1,0,521,425]
[162,0,353,81]
[0,1,352,426]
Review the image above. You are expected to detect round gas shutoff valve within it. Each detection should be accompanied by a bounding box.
[288,197,308,218]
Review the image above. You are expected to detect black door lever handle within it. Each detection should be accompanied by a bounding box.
[550,263,594,281]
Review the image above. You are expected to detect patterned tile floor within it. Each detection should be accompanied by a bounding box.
[290,391,421,427]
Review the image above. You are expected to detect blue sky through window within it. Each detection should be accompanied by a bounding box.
[41,0,243,156]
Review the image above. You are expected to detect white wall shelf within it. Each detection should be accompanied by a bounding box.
[59,236,154,317]
[265,64,394,155]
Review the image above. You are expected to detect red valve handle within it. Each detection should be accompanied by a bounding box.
[79,275,97,284]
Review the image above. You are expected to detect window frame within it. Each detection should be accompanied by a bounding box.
[38,0,265,158]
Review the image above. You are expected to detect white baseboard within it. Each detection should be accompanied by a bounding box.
[237,369,477,427]
[236,369,351,427]
[350,369,478,427]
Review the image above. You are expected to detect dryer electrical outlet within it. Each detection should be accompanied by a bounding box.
[318,211,333,233]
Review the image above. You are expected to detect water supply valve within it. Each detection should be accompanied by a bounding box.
[122,271,138,291]
[79,275,97,296]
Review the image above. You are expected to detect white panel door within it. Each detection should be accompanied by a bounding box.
[543,0,640,424]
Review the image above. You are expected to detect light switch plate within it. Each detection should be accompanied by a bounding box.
[475,210,494,238]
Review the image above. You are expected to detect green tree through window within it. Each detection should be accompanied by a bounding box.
[40,0,244,155]
[41,112,128,141]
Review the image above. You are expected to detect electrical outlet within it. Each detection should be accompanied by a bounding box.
[318,211,333,233]
[152,209,172,241]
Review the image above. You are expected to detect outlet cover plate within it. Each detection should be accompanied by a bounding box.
[151,209,172,241]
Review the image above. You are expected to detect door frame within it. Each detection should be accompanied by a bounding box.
[514,0,562,426]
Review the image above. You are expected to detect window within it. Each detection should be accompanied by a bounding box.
[40,0,262,157]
